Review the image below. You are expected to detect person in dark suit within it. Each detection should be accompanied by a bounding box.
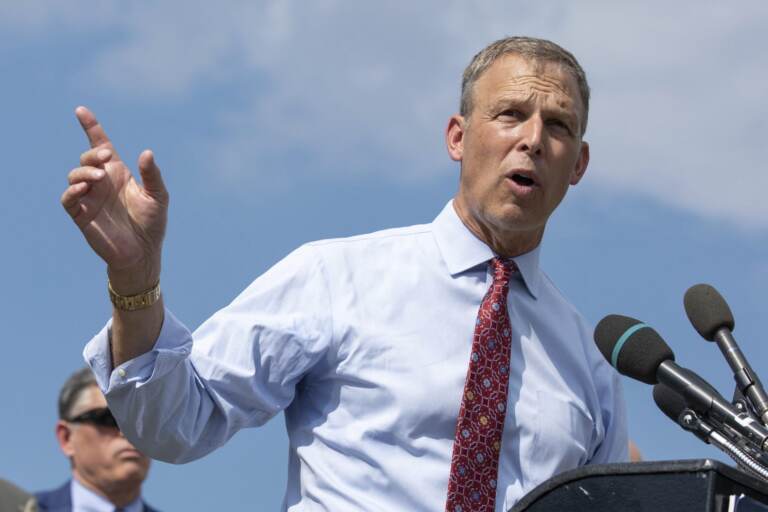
[35,368,158,512]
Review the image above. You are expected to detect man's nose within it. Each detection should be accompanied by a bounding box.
[516,116,544,156]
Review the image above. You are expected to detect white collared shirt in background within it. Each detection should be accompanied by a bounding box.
[71,478,142,512]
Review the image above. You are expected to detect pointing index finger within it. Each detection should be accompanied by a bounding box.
[75,105,116,151]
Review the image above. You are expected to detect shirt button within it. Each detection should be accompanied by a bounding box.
[117,368,127,378]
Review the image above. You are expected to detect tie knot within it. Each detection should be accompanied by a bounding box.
[490,257,517,284]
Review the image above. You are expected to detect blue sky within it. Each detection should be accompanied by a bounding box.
[2,1,768,509]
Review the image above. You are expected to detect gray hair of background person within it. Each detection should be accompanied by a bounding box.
[57,367,97,420]
[460,36,591,135]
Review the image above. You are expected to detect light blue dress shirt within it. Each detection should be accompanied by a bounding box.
[85,201,627,512]
[71,478,143,512]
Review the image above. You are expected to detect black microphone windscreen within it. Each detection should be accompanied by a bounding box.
[653,383,686,422]
[684,284,735,341]
[652,370,721,419]
[594,314,675,384]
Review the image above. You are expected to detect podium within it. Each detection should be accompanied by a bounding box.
[510,459,768,511]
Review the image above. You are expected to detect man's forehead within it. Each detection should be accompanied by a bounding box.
[476,54,584,117]
[483,55,577,96]
[70,385,107,415]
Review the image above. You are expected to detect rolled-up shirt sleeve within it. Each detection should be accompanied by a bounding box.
[83,244,334,463]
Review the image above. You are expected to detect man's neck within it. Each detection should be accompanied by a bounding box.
[452,198,543,257]
[72,471,141,508]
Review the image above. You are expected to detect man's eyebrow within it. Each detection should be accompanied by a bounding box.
[488,96,577,118]
[488,96,528,112]
[546,105,578,120]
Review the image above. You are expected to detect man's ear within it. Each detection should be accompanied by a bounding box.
[56,420,76,458]
[446,114,466,162]
[570,141,589,185]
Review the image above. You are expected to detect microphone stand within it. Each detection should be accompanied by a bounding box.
[714,328,768,426]
[678,407,768,482]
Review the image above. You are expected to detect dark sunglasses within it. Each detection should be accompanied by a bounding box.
[67,407,119,429]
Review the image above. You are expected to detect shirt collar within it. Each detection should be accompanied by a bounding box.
[71,477,144,512]
[431,200,542,299]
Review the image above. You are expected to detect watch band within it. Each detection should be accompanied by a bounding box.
[108,280,161,311]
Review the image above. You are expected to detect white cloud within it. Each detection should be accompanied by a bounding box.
[9,1,768,227]
[0,1,119,32]
[568,2,768,228]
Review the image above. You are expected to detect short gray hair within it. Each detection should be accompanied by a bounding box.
[58,367,97,420]
[460,36,590,135]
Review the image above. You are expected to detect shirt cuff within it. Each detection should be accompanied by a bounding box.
[83,308,193,394]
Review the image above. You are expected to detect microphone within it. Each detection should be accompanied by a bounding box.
[653,382,713,444]
[684,284,768,425]
[594,314,768,450]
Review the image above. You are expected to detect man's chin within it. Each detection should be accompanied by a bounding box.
[112,465,149,486]
[494,208,544,233]
[114,455,150,479]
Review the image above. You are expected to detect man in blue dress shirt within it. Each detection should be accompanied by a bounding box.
[62,37,628,510]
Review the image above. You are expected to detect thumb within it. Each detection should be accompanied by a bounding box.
[137,150,168,202]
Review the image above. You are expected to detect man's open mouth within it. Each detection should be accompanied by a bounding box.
[510,173,536,187]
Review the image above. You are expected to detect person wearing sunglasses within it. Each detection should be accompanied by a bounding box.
[35,368,159,512]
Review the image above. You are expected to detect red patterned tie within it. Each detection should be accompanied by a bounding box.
[446,257,516,512]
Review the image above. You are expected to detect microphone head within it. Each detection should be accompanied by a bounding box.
[653,383,686,423]
[594,314,675,384]
[684,284,735,341]
[652,370,721,418]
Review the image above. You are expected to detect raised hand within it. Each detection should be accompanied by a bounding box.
[62,106,169,293]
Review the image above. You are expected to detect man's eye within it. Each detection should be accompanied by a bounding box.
[547,119,572,134]
[498,110,522,119]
